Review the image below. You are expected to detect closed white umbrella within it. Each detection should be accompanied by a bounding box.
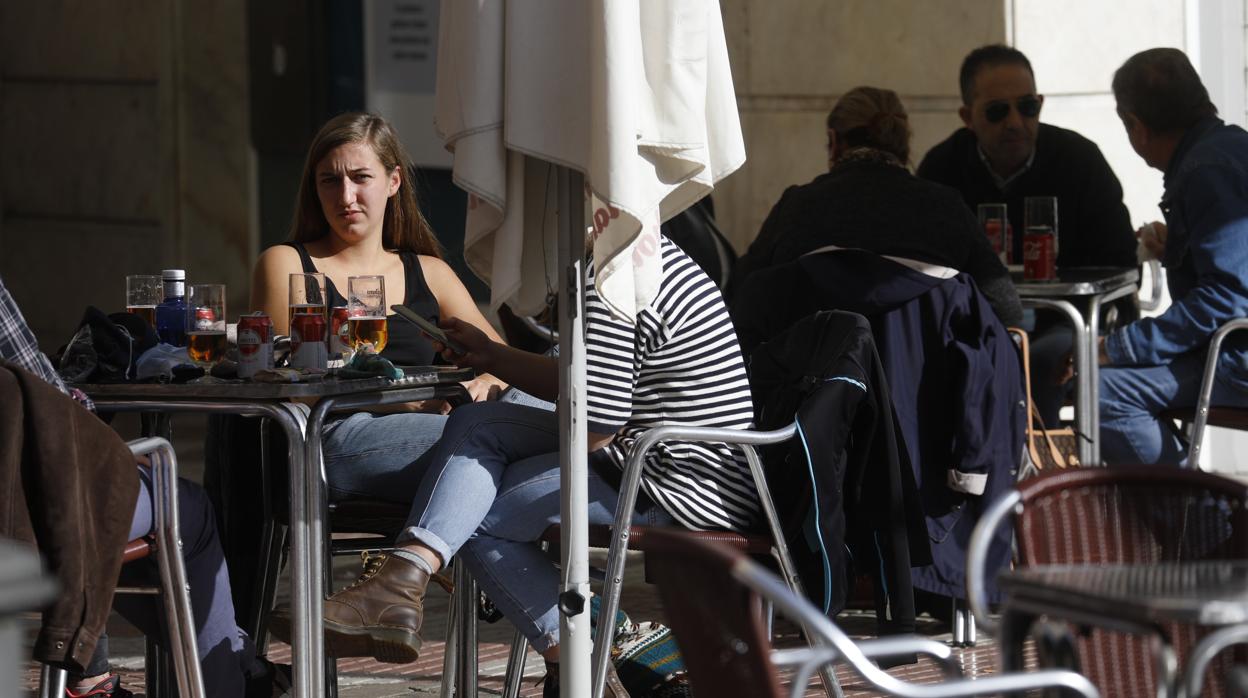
[435,2,746,695]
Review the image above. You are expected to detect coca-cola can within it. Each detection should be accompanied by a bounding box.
[1023,230,1057,281]
[194,306,216,331]
[237,312,274,378]
[329,306,351,357]
[290,312,328,370]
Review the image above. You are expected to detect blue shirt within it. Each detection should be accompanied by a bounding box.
[1106,117,1248,390]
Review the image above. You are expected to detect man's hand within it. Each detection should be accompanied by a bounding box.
[1136,221,1167,261]
[432,317,500,371]
[1097,336,1110,366]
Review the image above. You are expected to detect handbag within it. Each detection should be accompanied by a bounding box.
[1010,328,1081,474]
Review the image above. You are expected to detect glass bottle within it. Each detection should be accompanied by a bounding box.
[155,268,188,346]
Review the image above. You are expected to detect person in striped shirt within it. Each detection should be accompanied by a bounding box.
[314,234,758,694]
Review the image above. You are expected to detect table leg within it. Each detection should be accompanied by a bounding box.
[273,403,315,698]
[998,609,1036,676]
[1021,299,1091,465]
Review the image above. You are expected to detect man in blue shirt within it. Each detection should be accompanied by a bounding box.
[1099,48,1248,465]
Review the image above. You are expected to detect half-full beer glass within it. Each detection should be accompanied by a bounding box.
[347,275,387,353]
[288,272,327,334]
[186,284,227,368]
[125,275,162,326]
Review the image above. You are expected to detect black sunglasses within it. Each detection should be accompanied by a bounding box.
[984,96,1041,123]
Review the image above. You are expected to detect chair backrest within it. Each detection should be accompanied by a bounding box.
[1015,466,1248,697]
[643,528,785,698]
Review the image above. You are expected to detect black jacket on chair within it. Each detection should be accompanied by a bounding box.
[735,249,1024,602]
[748,311,929,635]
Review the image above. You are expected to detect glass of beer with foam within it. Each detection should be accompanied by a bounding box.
[347,275,387,353]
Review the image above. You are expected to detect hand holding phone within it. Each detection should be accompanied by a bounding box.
[390,305,467,354]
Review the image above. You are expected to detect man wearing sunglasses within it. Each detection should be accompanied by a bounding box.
[918,44,1138,428]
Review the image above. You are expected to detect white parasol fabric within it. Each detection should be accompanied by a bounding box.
[434,0,746,322]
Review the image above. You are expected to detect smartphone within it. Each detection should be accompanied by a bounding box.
[390,305,467,354]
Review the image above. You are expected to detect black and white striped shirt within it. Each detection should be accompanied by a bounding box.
[587,236,760,531]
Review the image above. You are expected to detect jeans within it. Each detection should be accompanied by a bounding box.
[397,401,671,652]
[321,411,449,501]
[1100,352,1248,465]
[86,470,264,697]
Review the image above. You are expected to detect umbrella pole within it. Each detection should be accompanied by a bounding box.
[555,165,592,698]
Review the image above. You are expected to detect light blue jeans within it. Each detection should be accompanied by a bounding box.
[1100,351,1248,465]
[321,411,450,501]
[396,401,672,652]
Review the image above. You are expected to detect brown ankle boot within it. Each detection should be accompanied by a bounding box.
[320,551,430,663]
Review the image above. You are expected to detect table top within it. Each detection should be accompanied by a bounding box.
[1002,561,1248,626]
[75,365,475,400]
[1013,266,1139,297]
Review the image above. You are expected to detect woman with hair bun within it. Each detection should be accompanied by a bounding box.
[732,86,1021,326]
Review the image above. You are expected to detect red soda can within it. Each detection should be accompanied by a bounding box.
[1023,228,1057,281]
[290,312,328,369]
[237,312,274,378]
[329,306,351,357]
[194,306,216,331]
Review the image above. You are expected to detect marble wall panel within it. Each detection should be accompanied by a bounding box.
[178,0,253,312]
[1,83,162,222]
[1013,0,1187,95]
[1,219,165,353]
[743,0,1004,97]
[1,1,161,80]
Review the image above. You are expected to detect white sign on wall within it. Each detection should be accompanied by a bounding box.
[364,0,452,168]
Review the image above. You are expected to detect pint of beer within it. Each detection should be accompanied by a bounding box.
[347,275,387,354]
[186,284,227,368]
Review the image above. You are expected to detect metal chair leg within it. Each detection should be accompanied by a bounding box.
[501,628,530,698]
[440,592,458,698]
[39,664,67,698]
[454,562,479,698]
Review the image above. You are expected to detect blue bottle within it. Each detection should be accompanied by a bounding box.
[155,268,187,346]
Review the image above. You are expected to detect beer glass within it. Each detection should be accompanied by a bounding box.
[125,275,162,326]
[977,203,1010,265]
[288,272,327,334]
[347,275,388,353]
[186,284,227,368]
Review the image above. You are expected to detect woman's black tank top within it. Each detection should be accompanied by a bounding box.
[283,242,440,366]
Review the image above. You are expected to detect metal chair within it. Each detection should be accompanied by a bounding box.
[643,528,1100,698]
[967,465,1248,697]
[39,437,204,698]
[1158,318,1248,468]
[586,424,840,698]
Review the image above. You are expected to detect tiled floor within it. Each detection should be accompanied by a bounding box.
[21,558,1030,697]
[20,412,1034,696]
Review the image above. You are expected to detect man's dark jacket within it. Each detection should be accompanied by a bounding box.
[0,360,137,670]
[918,123,1137,270]
[734,250,1023,601]
[748,310,929,635]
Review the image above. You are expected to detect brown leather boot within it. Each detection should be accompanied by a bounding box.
[320,551,430,663]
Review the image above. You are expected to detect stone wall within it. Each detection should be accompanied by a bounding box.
[0,0,253,353]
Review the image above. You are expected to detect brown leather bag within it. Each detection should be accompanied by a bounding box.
[1009,329,1081,474]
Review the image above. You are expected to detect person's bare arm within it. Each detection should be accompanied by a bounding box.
[434,317,615,450]
[250,246,304,335]
[421,256,510,399]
